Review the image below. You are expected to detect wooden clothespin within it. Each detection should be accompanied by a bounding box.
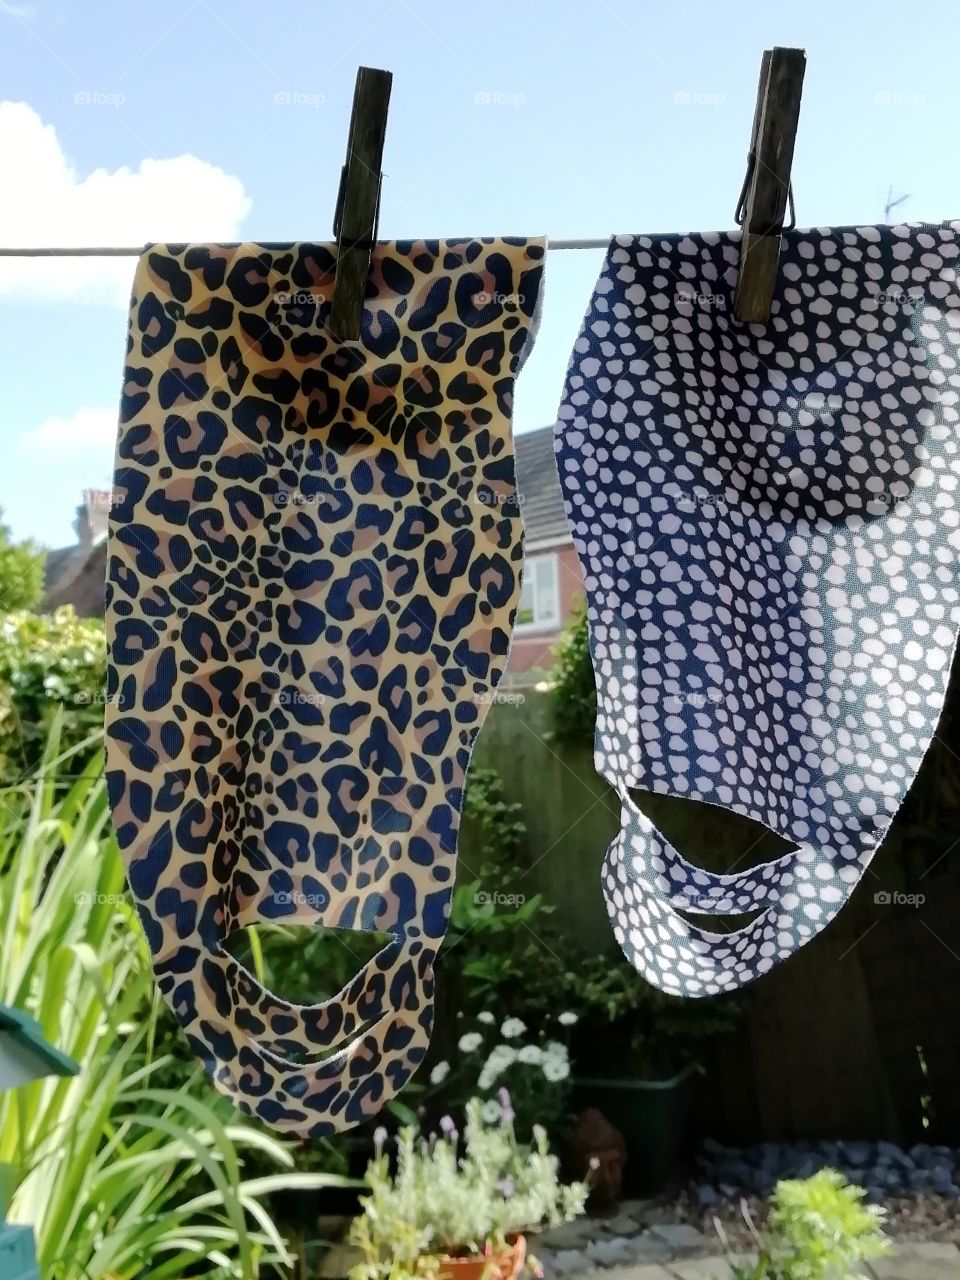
[330,66,393,342]
[734,47,806,323]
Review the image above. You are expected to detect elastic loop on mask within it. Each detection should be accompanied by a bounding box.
[603,807,853,998]
[211,933,406,1056]
[210,1001,433,1136]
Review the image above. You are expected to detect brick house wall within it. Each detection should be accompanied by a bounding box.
[508,541,583,678]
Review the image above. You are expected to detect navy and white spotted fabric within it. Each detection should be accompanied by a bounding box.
[555,222,960,997]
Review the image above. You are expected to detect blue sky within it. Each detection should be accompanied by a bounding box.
[2,0,959,548]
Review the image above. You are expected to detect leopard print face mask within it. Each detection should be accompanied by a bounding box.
[105,238,544,1134]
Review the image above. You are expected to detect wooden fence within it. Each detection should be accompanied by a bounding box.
[468,668,960,1144]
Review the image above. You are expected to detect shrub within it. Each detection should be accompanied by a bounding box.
[0,511,45,610]
[550,602,596,745]
[731,1169,891,1280]
[0,608,106,786]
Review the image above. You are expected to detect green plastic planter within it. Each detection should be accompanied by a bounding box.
[571,1062,701,1195]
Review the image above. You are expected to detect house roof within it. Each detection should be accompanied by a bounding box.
[43,545,89,597]
[41,542,107,618]
[514,425,571,546]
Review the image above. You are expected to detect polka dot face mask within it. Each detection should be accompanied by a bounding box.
[105,238,544,1133]
[555,223,960,997]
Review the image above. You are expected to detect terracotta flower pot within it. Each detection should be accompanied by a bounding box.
[435,1234,526,1280]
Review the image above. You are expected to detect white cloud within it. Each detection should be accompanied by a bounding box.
[0,101,252,306]
[22,406,117,456]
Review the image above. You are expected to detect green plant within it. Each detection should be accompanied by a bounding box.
[729,1169,890,1280]
[549,602,596,745]
[0,722,348,1279]
[0,510,45,611]
[461,767,527,862]
[425,1014,576,1142]
[562,950,741,1079]
[348,1098,590,1280]
[436,766,556,1043]
[0,607,107,787]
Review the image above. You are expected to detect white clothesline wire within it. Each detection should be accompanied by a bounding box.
[0,238,610,257]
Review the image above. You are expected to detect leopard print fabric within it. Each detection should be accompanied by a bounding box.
[105,238,545,1134]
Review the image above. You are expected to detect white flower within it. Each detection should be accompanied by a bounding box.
[543,1040,567,1061]
[501,1017,526,1039]
[517,1044,543,1065]
[481,1099,502,1123]
[543,1056,570,1082]
[429,1061,450,1084]
[558,1011,578,1026]
[458,1032,483,1053]
[477,1012,495,1024]
[478,1044,516,1090]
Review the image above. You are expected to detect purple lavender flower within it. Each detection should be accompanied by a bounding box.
[439,1114,457,1137]
[499,1176,516,1198]
[373,1126,388,1149]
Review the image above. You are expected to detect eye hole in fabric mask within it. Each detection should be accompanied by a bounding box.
[625,789,795,876]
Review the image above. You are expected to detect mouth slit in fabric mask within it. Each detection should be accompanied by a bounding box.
[106,236,545,1133]
[222,924,397,1003]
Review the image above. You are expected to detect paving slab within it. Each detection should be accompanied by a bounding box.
[666,1257,731,1279]
[647,1224,714,1256]
[539,1218,602,1249]
[570,1269,677,1280]
[867,1242,960,1279]
[545,1248,590,1275]
[586,1237,639,1267]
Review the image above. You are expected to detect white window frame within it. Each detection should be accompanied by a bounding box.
[516,552,560,633]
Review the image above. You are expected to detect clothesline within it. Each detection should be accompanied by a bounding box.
[0,238,610,257]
